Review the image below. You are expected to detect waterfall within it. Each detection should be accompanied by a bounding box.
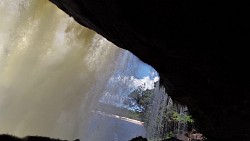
[144,82,189,140]
[0,1,192,141]
[0,1,151,140]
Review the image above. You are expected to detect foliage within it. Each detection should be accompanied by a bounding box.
[165,131,174,139]
[128,87,155,121]
[128,85,195,140]
[129,88,154,112]
[172,112,194,123]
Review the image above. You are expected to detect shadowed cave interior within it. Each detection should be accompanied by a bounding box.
[1,0,250,141]
[48,0,250,140]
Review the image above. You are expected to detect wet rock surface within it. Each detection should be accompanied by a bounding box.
[129,136,147,141]
[49,0,250,140]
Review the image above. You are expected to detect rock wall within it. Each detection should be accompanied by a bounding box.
[49,0,250,140]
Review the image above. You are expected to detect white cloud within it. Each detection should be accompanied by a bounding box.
[99,74,159,111]
[109,75,159,91]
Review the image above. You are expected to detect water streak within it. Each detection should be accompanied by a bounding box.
[0,1,190,141]
[145,82,188,140]
[0,1,146,140]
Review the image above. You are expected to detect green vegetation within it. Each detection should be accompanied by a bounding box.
[172,112,194,123]
[128,87,154,121]
[128,85,194,140]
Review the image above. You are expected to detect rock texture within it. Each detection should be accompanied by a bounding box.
[49,0,250,140]
[129,136,147,141]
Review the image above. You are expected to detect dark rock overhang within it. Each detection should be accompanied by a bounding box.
[49,0,250,140]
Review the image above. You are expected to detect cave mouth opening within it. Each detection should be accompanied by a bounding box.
[0,1,198,141]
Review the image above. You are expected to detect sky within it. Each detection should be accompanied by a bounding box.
[99,51,159,111]
[134,62,158,80]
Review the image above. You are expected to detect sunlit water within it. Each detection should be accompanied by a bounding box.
[0,1,189,141]
[0,1,157,140]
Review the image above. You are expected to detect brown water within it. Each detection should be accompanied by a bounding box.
[0,1,147,140]
[0,1,189,141]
